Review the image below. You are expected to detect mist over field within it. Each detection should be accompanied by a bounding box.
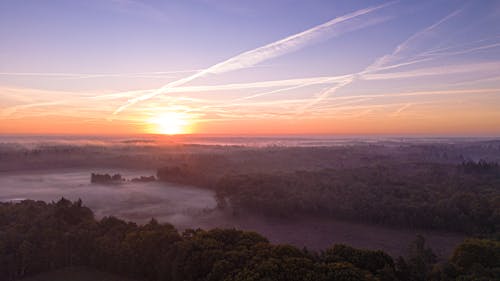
[3,135,499,258]
[1,135,499,280]
[0,168,466,258]
[0,169,217,226]
[2,0,500,279]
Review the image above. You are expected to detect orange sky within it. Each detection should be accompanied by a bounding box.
[1,1,500,136]
[2,101,499,136]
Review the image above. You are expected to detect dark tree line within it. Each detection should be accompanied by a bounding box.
[209,161,500,234]
[90,173,124,184]
[1,199,498,281]
[91,173,156,184]
[460,160,500,175]
[156,158,500,235]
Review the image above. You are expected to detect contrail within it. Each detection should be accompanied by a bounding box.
[391,103,413,116]
[422,42,500,58]
[296,77,354,114]
[363,61,500,81]
[113,1,396,115]
[366,8,462,72]
[297,7,463,113]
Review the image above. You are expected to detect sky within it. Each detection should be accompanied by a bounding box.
[1,0,500,135]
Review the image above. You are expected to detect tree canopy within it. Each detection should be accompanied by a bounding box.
[1,199,498,281]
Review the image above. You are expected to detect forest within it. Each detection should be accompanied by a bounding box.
[2,139,500,280]
[158,159,500,234]
[1,199,499,281]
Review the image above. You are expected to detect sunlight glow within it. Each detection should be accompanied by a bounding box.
[149,112,192,135]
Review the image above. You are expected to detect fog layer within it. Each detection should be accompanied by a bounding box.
[0,169,217,227]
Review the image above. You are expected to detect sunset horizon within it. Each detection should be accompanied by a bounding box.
[1,2,500,280]
[2,0,500,136]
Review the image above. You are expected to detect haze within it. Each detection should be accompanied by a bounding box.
[1,0,500,135]
[1,1,500,280]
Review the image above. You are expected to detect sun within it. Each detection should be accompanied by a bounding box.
[148,112,191,135]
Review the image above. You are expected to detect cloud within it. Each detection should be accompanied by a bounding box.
[422,42,500,58]
[7,2,500,126]
[295,78,355,114]
[391,103,413,116]
[173,88,500,121]
[296,7,464,113]
[363,61,500,81]
[113,1,396,114]
[0,70,200,80]
[104,0,168,22]
[366,8,463,72]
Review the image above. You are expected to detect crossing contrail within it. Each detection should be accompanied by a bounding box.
[112,1,396,114]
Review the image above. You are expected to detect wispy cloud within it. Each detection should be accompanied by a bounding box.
[363,61,500,81]
[366,8,463,72]
[0,70,199,80]
[112,1,396,114]
[104,0,168,22]
[295,78,354,114]
[2,84,499,122]
[422,42,500,58]
[296,7,464,113]
[390,103,413,116]
[4,1,500,132]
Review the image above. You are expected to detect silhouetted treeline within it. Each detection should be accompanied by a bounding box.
[157,160,500,234]
[157,165,217,187]
[131,176,156,182]
[91,173,157,183]
[90,173,124,184]
[215,162,500,234]
[3,139,500,173]
[1,199,498,281]
[460,159,500,174]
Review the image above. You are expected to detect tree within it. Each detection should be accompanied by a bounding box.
[397,235,437,281]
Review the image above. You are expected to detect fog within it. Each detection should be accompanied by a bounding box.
[0,168,466,258]
[0,169,218,227]
[2,136,488,257]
